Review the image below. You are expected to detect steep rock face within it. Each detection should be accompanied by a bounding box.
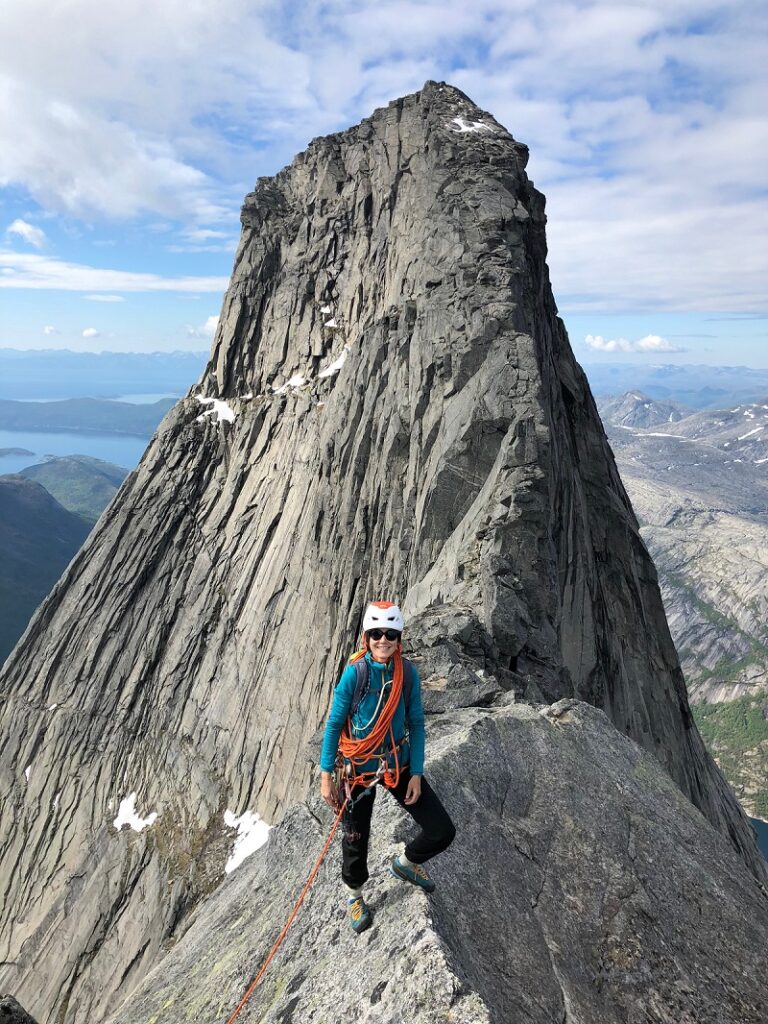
[0,82,764,1024]
[112,697,768,1024]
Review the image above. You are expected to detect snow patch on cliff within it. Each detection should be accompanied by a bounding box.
[273,375,308,395]
[224,809,271,873]
[449,117,496,134]
[113,793,159,832]
[319,345,350,379]
[196,396,236,424]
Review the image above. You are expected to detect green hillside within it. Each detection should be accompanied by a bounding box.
[0,476,91,667]
[20,455,129,523]
[693,695,768,820]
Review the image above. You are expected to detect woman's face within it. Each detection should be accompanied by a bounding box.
[366,629,401,663]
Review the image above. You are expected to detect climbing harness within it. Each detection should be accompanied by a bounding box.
[223,642,411,1023]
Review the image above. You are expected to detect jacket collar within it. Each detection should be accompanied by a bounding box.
[364,651,393,671]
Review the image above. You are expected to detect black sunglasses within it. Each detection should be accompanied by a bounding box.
[367,629,401,642]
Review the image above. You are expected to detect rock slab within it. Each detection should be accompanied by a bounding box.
[110,699,768,1024]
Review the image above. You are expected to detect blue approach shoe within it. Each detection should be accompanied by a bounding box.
[390,855,436,893]
[348,895,373,934]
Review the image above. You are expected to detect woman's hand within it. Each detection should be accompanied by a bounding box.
[321,771,340,811]
[404,774,422,805]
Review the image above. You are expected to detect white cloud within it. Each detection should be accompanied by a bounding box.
[166,241,238,254]
[0,1,764,315]
[165,226,239,253]
[187,315,219,339]
[585,334,686,354]
[43,324,57,334]
[0,251,229,293]
[184,228,231,242]
[6,218,47,249]
[84,294,125,302]
[635,335,686,353]
[586,335,633,353]
[0,0,309,221]
[82,327,100,338]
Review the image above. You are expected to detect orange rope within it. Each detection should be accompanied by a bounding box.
[338,642,405,791]
[224,798,347,1024]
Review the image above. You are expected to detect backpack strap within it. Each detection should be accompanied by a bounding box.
[350,657,369,718]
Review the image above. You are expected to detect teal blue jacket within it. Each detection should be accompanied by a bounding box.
[320,652,426,775]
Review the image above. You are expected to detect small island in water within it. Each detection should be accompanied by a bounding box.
[0,447,35,457]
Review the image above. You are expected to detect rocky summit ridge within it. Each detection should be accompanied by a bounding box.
[1,81,766,1024]
[111,697,768,1024]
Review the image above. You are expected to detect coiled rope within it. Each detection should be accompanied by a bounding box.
[337,642,405,790]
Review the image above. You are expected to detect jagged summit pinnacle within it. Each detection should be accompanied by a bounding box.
[1,83,765,1024]
[203,78,529,400]
[286,80,522,173]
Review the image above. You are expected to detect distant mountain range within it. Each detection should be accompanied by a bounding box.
[0,476,91,667]
[597,391,691,428]
[4,349,768,409]
[0,397,175,436]
[0,348,207,400]
[19,455,129,522]
[598,390,768,820]
[585,362,768,409]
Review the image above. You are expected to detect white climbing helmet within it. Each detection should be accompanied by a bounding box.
[362,601,405,633]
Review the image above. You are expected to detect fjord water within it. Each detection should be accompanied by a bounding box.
[0,428,149,474]
[752,816,768,859]
[0,392,179,472]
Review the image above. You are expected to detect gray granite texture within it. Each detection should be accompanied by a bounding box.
[0,81,765,1023]
[110,698,768,1024]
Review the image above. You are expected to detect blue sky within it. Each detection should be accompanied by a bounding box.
[1,0,766,365]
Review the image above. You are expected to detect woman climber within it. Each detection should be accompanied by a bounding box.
[319,600,456,933]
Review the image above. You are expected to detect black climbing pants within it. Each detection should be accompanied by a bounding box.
[341,766,456,889]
